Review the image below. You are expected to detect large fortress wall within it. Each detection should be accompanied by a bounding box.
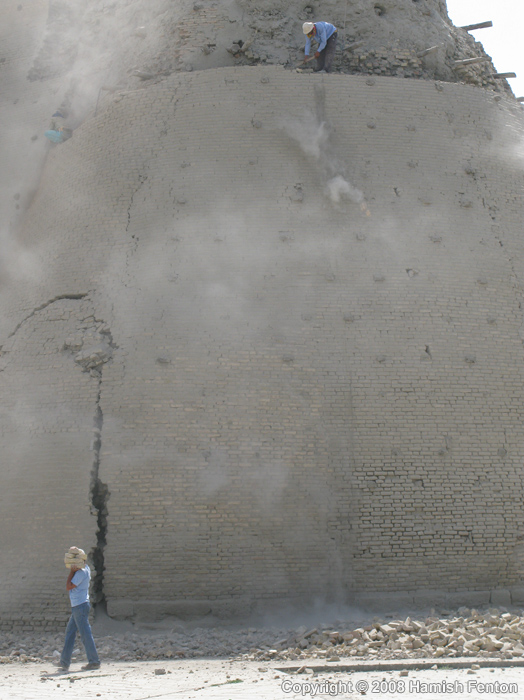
[2,64,524,627]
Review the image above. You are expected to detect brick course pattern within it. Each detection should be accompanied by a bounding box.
[1,66,524,627]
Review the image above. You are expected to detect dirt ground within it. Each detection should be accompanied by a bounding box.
[2,657,524,700]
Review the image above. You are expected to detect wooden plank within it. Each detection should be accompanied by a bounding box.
[344,40,364,53]
[417,45,440,58]
[460,21,493,31]
[453,57,491,68]
[493,72,517,79]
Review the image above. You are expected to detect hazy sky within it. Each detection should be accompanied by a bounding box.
[446,0,524,98]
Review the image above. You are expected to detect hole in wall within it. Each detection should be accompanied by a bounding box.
[374,4,386,16]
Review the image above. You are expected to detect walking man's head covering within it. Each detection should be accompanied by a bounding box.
[64,546,87,569]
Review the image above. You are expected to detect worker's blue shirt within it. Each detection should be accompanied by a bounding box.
[69,565,91,607]
[305,22,337,56]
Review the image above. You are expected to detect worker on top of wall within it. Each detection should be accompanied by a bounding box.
[44,110,73,145]
[302,21,338,73]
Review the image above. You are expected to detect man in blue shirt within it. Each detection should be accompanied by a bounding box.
[303,21,338,73]
[56,553,101,672]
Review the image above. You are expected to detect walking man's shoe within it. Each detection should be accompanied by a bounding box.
[53,660,69,672]
[81,662,101,671]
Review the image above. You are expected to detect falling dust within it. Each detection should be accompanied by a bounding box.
[281,85,370,216]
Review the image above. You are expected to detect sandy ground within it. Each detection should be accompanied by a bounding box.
[2,658,524,700]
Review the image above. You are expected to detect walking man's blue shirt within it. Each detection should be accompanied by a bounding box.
[305,22,337,55]
[69,565,90,607]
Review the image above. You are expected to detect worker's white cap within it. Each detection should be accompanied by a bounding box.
[303,22,315,34]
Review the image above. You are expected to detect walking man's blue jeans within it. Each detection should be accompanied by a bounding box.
[60,602,100,667]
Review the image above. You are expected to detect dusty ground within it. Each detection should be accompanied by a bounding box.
[3,606,524,699]
[2,657,524,700]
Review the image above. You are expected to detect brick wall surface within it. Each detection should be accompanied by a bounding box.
[1,65,524,626]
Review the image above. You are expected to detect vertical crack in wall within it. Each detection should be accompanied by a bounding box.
[62,310,115,611]
[90,376,110,610]
[126,173,148,235]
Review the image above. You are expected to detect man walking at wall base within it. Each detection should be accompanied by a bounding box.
[56,547,101,672]
[303,21,338,73]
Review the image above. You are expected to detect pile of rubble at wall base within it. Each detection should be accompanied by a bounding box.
[2,608,524,664]
[247,609,524,663]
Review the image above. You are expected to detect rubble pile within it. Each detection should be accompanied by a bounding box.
[251,609,524,663]
[1,608,524,665]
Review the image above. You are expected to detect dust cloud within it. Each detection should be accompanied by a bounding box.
[280,102,370,214]
[325,174,365,206]
[0,227,41,288]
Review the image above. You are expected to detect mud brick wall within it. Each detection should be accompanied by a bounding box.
[1,63,524,627]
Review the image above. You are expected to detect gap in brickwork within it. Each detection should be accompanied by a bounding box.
[89,376,110,611]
